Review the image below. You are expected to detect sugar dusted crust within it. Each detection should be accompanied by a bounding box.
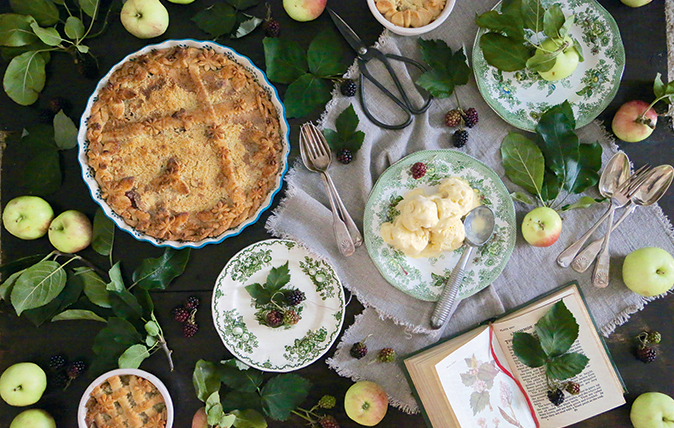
[86,46,283,242]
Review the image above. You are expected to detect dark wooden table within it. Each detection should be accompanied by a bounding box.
[1,1,672,427]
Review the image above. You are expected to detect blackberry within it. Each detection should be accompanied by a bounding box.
[265,310,284,328]
[565,381,581,395]
[49,96,71,114]
[410,162,427,179]
[285,289,306,306]
[647,331,662,344]
[340,80,357,97]
[350,341,368,359]
[444,109,462,127]
[183,320,199,338]
[318,394,336,409]
[49,355,66,371]
[377,347,396,363]
[282,309,300,326]
[172,306,190,323]
[186,296,200,310]
[66,360,86,380]
[336,148,353,165]
[318,415,340,428]
[547,388,565,406]
[463,107,479,128]
[452,129,469,148]
[637,346,657,363]
[264,19,281,37]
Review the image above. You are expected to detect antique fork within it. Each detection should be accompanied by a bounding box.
[299,124,355,257]
[300,123,363,248]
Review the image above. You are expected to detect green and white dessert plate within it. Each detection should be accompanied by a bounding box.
[212,239,344,372]
[364,150,516,302]
[472,0,625,132]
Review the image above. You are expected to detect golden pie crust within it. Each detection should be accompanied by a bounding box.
[86,46,283,242]
[375,0,446,27]
[84,374,167,428]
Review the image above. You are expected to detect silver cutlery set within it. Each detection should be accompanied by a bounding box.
[556,152,674,287]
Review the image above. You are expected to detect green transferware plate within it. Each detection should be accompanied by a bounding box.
[364,150,516,302]
[472,0,625,132]
[212,239,344,372]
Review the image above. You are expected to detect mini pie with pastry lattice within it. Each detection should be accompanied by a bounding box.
[84,374,167,428]
[85,45,283,242]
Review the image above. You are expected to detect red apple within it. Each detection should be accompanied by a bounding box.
[192,407,207,428]
[521,207,562,247]
[344,381,388,426]
[612,100,658,143]
[283,0,327,21]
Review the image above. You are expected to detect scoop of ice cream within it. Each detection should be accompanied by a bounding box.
[438,177,477,213]
[381,218,430,257]
[430,194,464,221]
[398,192,439,231]
[422,217,466,257]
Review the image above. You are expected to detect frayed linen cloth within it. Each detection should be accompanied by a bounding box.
[266,0,674,414]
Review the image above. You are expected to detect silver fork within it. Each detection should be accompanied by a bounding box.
[592,165,653,287]
[299,124,356,257]
[301,123,363,248]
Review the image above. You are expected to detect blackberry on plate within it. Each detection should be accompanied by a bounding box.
[66,360,86,380]
[410,162,427,179]
[186,296,200,310]
[444,109,462,127]
[377,347,396,363]
[340,80,357,97]
[336,148,353,164]
[283,309,300,326]
[463,107,479,128]
[172,306,190,323]
[318,394,336,409]
[49,355,66,371]
[265,310,284,328]
[452,129,469,148]
[565,381,581,395]
[637,345,656,363]
[285,289,306,306]
[547,388,565,406]
[319,415,340,428]
[183,320,199,337]
[350,341,368,359]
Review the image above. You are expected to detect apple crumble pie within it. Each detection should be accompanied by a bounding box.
[375,0,446,28]
[85,45,283,242]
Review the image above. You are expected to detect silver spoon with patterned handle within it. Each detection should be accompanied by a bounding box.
[431,205,495,329]
[572,164,674,273]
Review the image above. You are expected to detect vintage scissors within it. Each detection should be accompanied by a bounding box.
[328,8,433,130]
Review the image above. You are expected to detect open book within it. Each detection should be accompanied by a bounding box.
[404,283,625,428]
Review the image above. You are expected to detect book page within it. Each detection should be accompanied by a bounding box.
[492,289,625,428]
[434,327,537,428]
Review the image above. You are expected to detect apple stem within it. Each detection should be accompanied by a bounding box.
[637,94,671,126]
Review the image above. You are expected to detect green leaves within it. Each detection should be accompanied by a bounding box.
[323,105,365,155]
[92,208,115,257]
[132,249,191,290]
[194,360,223,402]
[479,33,530,72]
[9,0,59,26]
[0,14,38,46]
[416,39,471,98]
[4,50,46,105]
[53,110,78,149]
[263,31,347,118]
[501,132,545,197]
[10,260,66,315]
[245,262,290,305]
[512,300,589,383]
[192,0,262,39]
[260,374,312,421]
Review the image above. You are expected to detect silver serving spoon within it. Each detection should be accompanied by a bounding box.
[556,152,631,268]
[430,205,495,329]
[572,164,674,272]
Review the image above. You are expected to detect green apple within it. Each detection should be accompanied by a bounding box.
[167,0,195,3]
[612,100,658,143]
[344,381,388,426]
[0,362,47,407]
[533,36,580,81]
[630,392,674,428]
[621,0,653,7]
[2,196,54,240]
[622,247,674,296]
[521,207,562,247]
[283,0,327,22]
[48,210,93,253]
[120,0,169,39]
[10,409,56,428]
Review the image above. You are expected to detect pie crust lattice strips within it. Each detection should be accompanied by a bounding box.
[85,45,283,242]
[84,374,167,428]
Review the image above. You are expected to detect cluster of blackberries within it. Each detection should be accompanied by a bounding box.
[547,381,581,406]
[48,355,86,390]
[349,336,396,363]
[171,296,200,338]
[636,330,661,363]
[260,289,306,328]
[410,162,427,179]
[444,107,479,148]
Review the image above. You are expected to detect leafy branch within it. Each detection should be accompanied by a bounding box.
[323,105,365,156]
[635,72,674,128]
[192,0,263,40]
[415,39,471,99]
[500,101,602,211]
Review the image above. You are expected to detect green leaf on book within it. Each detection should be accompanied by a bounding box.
[512,331,546,368]
[535,300,579,357]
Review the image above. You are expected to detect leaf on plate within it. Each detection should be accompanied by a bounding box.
[231,409,268,428]
[545,352,589,380]
[92,208,115,257]
[543,4,565,39]
[283,73,331,118]
[307,30,345,79]
[132,248,190,290]
[0,14,38,47]
[53,110,78,149]
[52,309,107,322]
[535,300,578,357]
[10,260,66,315]
[476,10,524,41]
[512,331,546,368]
[500,132,545,197]
[521,0,544,33]
[4,50,47,105]
[193,359,223,402]
[571,36,584,62]
[64,16,85,40]
[72,266,110,308]
[9,0,59,26]
[260,374,311,421]
[192,3,237,38]
[479,32,529,72]
[525,49,557,73]
[416,39,471,98]
[245,283,271,305]
[118,344,151,369]
[263,37,307,84]
[264,262,290,292]
[231,13,262,39]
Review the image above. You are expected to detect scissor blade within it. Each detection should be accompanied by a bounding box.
[327,8,368,56]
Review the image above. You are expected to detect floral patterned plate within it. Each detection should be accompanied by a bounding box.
[472,0,625,132]
[363,150,516,302]
[212,239,344,372]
